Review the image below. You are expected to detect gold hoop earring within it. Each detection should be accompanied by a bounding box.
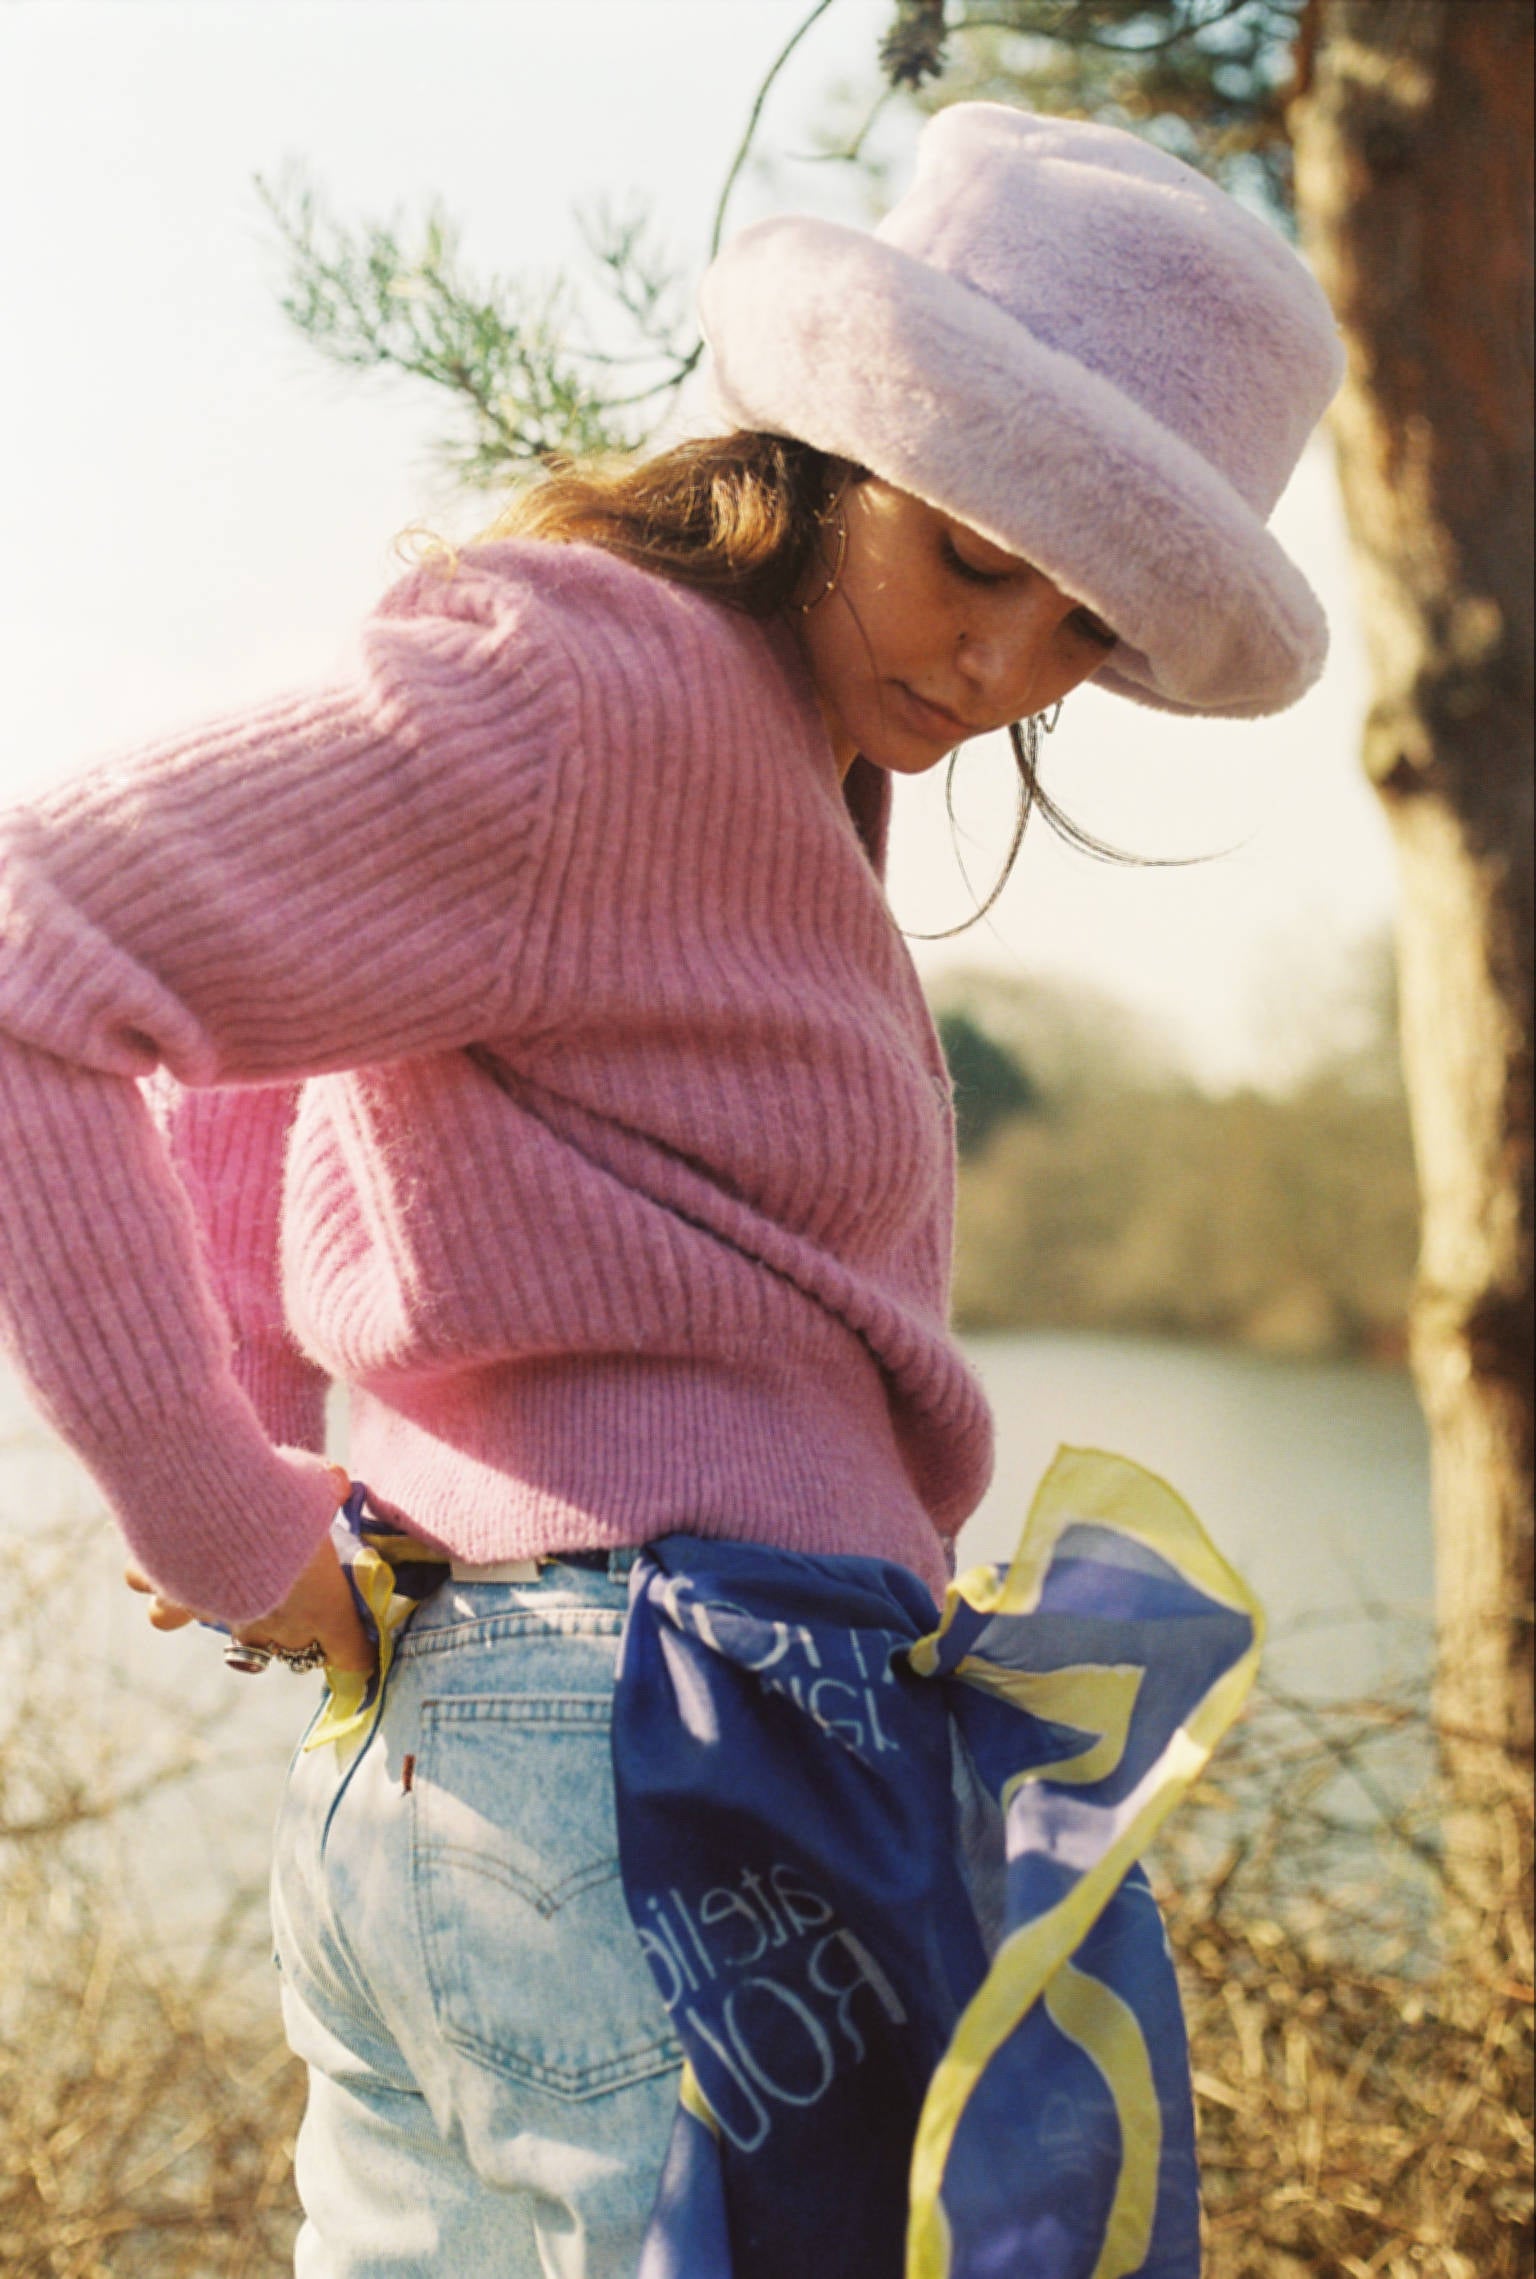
[1006,702,1063,753]
[797,506,847,614]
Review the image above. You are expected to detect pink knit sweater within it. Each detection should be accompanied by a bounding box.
[0,541,992,1621]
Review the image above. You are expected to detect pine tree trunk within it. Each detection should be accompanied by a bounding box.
[1289,0,1534,1792]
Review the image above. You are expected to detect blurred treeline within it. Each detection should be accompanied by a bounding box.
[933,937,1418,1359]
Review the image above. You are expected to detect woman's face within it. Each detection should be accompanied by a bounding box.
[796,478,1118,778]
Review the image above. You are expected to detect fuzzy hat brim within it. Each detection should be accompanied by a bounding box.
[701,215,1331,719]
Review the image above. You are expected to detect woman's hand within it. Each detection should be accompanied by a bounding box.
[125,1464,373,1674]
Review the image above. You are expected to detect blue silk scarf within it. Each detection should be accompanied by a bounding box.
[614,1446,1262,2279]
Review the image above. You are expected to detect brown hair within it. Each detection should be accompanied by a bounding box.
[476,430,837,619]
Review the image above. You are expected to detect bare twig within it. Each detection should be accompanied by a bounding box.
[708,0,842,258]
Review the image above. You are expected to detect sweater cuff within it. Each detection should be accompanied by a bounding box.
[88,1390,344,1625]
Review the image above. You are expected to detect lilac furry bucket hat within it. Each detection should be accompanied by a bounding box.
[699,102,1346,718]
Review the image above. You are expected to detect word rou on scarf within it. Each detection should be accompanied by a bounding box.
[639,1859,908,2154]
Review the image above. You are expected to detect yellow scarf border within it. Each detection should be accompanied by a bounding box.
[906,1445,1264,2279]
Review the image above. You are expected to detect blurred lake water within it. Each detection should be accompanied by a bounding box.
[3,1332,1433,1954]
[956,1330,1432,1700]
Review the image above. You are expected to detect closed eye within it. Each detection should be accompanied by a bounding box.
[941,535,1007,588]
[943,534,1117,647]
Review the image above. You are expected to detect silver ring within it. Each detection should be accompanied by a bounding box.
[224,1639,275,1675]
[273,1641,328,1673]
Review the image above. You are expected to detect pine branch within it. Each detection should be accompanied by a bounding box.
[255,168,697,482]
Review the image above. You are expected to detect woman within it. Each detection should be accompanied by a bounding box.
[0,103,1341,2274]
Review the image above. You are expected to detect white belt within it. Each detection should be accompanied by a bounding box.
[449,1556,541,1583]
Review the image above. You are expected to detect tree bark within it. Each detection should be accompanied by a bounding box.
[1289,0,1534,1786]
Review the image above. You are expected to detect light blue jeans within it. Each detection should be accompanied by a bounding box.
[270,1556,683,2278]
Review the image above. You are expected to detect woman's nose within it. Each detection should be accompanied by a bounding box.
[956,614,1041,706]
[957,587,1063,706]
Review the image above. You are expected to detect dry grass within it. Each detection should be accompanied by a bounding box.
[0,1517,304,2278]
[1160,1687,1535,2278]
[0,1851,305,2279]
[1,1529,1529,2275]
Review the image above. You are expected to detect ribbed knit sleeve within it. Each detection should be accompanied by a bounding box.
[146,1075,329,1453]
[0,561,571,1620]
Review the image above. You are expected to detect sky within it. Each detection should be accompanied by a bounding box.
[0,0,1397,1088]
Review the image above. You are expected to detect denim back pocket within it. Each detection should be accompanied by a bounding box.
[412,1689,680,2101]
